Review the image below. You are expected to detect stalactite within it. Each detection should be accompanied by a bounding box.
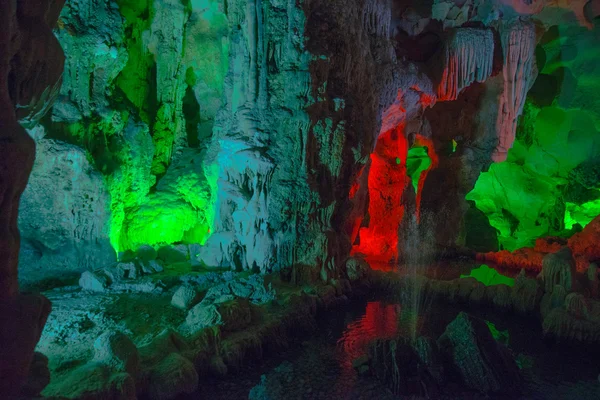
[493,20,536,162]
[363,0,392,37]
[437,28,494,102]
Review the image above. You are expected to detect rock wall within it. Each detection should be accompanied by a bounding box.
[18,139,114,288]
[0,0,65,395]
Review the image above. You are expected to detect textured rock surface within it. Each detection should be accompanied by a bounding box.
[19,139,114,287]
[437,312,522,394]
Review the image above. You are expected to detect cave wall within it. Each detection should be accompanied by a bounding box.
[14,0,600,287]
[0,0,65,394]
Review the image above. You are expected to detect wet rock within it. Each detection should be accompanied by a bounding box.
[171,285,200,310]
[79,271,110,292]
[369,337,440,396]
[437,312,522,394]
[541,248,577,293]
[412,336,445,385]
[93,331,140,376]
[21,352,50,397]
[146,353,198,400]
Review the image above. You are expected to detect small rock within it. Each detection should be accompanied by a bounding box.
[171,285,200,310]
[346,257,369,282]
[146,353,198,400]
[185,303,222,333]
[93,331,140,376]
[116,262,139,280]
[79,271,109,292]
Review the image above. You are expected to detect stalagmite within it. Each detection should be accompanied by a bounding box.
[437,29,495,102]
[493,20,536,162]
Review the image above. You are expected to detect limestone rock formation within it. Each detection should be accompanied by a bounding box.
[437,312,522,394]
[437,28,495,101]
[541,247,577,293]
[18,139,114,287]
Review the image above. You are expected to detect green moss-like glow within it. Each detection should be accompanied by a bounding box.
[485,320,509,344]
[565,198,600,229]
[460,264,515,287]
[468,24,600,250]
[406,146,432,193]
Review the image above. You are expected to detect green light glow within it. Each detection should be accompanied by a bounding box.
[467,106,600,250]
[460,264,515,287]
[564,197,600,229]
[406,146,432,193]
[485,320,509,344]
[451,139,458,153]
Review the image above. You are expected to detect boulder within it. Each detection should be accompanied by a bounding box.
[137,245,158,262]
[184,304,222,334]
[93,331,140,376]
[171,285,200,310]
[146,353,198,400]
[437,312,522,394]
[79,271,110,292]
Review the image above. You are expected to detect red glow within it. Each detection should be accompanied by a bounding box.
[413,135,438,222]
[339,302,399,362]
[351,123,409,262]
[349,166,364,200]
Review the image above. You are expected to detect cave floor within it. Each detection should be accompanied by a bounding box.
[189,297,600,400]
[34,265,600,399]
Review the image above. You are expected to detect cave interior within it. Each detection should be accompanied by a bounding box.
[2,0,600,398]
